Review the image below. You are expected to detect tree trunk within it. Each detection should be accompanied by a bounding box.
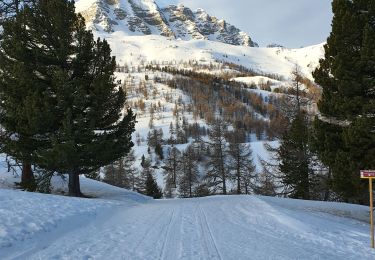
[237,173,241,194]
[303,165,310,200]
[236,157,241,194]
[220,143,227,195]
[323,167,331,201]
[189,169,192,198]
[222,167,227,195]
[21,161,36,191]
[68,172,83,197]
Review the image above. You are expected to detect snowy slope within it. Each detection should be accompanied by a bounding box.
[98,34,324,81]
[1,191,374,259]
[0,155,150,203]
[74,0,324,81]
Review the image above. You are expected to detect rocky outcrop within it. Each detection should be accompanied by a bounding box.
[128,0,174,37]
[114,8,127,20]
[76,0,258,47]
[127,16,150,34]
[161,5,257,46]
[80,0,118,32]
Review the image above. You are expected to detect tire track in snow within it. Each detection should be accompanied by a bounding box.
[131,207,170,254]
[195,205,210,258]
[198,203,223,260]
[200,205,223,260]
[159,208,176,260]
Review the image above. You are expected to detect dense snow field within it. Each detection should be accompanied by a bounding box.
[1,176,375,260]
[105,34,323,81]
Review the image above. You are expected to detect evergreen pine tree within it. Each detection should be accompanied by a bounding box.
[313,0,375,202]
[140,154,146,168]
[0,0,136,196]
[0,0,66,190]
[278,113,313,199]
[262,63,317,200]
[145,172,162,199]
[155,143,164,160]
[137,157,152,194]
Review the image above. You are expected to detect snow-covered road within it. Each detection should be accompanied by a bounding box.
[2,193,375,260]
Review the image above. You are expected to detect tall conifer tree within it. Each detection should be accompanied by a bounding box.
[313,0,375,202]
[0,0,136,196]
[278,113,312,199]
[0,0,61,190]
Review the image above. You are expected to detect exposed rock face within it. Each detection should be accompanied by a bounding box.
[128,0,174,37]
[267,43,285,48]
[76,0,258,47]
[79,0,118,32]
[114,8,127,20]
[127,16,151,34]
[167,4,194,22]
[105,0,119,5]
[162,5,257,46]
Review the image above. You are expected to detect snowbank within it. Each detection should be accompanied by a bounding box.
[0,189,116,249]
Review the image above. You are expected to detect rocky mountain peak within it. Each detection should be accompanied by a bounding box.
[75,0,258,47]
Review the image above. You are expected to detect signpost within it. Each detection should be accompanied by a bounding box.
[361,170,375,248]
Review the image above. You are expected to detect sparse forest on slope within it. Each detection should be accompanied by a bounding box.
[0,0,329,200]
[100,56,328,198]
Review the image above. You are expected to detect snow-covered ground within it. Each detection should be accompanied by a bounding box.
[1,182,374,259]
[0,156,372,259]
[231,76,285,91]
[105,34,323,81]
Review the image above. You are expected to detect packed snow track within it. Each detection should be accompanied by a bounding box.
[1,192,375,260]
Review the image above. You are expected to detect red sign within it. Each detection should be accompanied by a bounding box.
[361,170,375,178]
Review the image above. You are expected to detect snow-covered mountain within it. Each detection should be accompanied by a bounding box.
[74,1,324,82]
[75,0,258,47]
[71,0,326,197]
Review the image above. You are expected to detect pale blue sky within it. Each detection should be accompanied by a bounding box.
[156,0,333,48]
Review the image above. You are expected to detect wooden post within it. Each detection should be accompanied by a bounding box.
[360,170,375,248]
[370,178,374,248]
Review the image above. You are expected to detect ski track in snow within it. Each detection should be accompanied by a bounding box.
[1,194,375,260]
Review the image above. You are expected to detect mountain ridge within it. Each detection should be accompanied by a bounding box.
[75,0,258,47]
